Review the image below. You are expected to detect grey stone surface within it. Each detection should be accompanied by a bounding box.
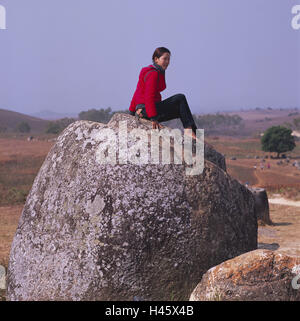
[190,249,300,301]
[7,113,257,301]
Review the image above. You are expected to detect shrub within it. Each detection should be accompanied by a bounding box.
[16,122,31,133]
[261,126,296,158]
[45,118,76,134]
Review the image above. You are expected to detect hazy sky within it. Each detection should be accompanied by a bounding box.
[0,0,299,116]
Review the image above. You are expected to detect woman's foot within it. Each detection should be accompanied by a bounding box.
[136,108,143,118]
[184,128,197,139]
[184,128,214,149]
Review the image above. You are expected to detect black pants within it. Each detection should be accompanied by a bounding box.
[139,94,198,134]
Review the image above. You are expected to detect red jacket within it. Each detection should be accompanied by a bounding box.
[129,65,166,118]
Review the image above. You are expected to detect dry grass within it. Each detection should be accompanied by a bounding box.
[206,136,300,200]
[226,162,258,186]
[0,205,23,301]
[0,137,54,162]
[0,137,54,206]
[258,203,300,257]
[226,157,300,194]
[266,186,300,202]
[0,205,23,268]
[0,136,53,300]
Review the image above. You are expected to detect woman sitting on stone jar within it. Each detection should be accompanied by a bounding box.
[128,47,200,141]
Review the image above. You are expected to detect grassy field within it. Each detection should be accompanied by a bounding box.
[0,205,24,267]
[210,136,300,158]
[0,137,54,206]
[0,205,24,301]
[211,136,300,200]
[258,203,300,257]
[0,133,300,301]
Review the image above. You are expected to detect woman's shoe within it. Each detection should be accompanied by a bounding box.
[136,108,143,118]
[184,131,214,149]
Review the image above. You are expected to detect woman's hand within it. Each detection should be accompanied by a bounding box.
[152,120,164,130]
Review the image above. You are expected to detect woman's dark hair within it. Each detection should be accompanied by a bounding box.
[152,47,171,63]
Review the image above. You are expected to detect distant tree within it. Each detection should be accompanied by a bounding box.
[0,126,7,133]
[193,113,242,130]
[45,117,76,134]
[261,126,296,158]
[17,121,31,133]
[45,122,61,134]
[288,112,299,117]
[78,107,132,124]
[79,107,113,124]
[293,117,300,129]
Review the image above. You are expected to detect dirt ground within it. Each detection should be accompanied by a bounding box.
[258,203,300,257]
[226,158,300,188]
[0,205,23,301]
[0,205,24,268]
[0,137,54,163]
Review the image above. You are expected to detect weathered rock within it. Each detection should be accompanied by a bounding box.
[110,113,227,172]
[247,187,272,225]
[7,113,257,301]
[190,249,300,301]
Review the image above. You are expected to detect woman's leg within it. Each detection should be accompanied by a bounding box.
[144,94,198,134]
[141,94,213,146]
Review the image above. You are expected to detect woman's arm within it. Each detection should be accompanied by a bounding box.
[144,71,159,119]
[129,90,137,113]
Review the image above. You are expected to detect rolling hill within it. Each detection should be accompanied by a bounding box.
[225,108,300,136]
[0,109,50,133]
[1,107,299,137]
